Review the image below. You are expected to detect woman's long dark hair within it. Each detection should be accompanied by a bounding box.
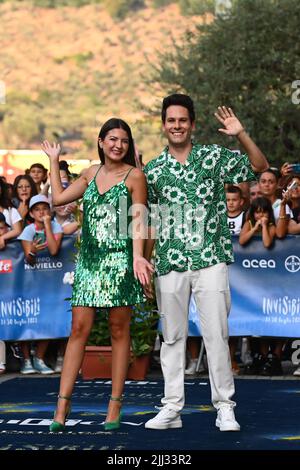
[12,174,37,203]
[248,197,275,226]
[0,176,12,209]
[97,118,136,167]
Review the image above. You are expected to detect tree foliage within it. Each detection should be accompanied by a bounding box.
[0,0,103,6]
[155,0,300,166]
[0,1,221,17]
[152,0,174,8]
[178,0,215,16]
[1,0,144,15]
[102,0,144,20]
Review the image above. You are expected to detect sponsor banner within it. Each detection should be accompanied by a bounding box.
[0,237,76,341]
[1,235,299,340]
[189,235,300,337]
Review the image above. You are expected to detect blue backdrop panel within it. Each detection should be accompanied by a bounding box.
[1,236,300,340]
[0,237,75,341]
[188,236,300,337]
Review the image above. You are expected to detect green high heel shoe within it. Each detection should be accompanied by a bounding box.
[104,395,123,431]
[49,394,72,433]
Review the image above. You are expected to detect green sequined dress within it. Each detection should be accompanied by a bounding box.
[71,167,144,307]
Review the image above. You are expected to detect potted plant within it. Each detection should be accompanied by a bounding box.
[81,299,159,380]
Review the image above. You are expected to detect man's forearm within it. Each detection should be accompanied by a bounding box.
[237,130,269,172]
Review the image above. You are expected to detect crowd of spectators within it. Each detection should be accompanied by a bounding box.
[185,163,300,377]
[1,159,300,377]
[0,161,79,376]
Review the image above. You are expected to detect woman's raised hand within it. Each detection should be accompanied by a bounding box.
[41,140,61,161]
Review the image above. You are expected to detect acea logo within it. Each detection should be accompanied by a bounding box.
[285,256,300,273]
[242,258,276,269]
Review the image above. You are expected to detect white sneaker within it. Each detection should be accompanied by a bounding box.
[241,350,253,366]
[54,355,64,373]
[216,405,240,432]
[20,359,36,375]
[293,366,300,376]
[145,406,182,430]
[33,357,54,375]
[185,358,198,375]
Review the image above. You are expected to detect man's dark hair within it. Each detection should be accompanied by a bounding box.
[226,185,243,198]
[161,94,195,123]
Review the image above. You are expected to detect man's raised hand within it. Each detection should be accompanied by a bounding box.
[214,106,245,137]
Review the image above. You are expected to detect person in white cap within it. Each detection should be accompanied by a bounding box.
[18,194,63,263]
[17,194,64,375]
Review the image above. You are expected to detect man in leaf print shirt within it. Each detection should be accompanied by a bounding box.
[144,94,268,432]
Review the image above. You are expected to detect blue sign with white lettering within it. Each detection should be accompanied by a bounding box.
[0,237,75,341]
[1,236,300,340]
[189,235,300,337]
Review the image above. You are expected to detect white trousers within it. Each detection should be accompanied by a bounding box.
[155,263,236,411]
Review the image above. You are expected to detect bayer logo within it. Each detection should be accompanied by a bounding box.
[285,256,300,273]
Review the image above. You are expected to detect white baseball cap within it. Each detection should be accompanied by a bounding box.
[29,194,50,210]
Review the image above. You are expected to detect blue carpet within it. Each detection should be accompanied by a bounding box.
[0,377,300,450]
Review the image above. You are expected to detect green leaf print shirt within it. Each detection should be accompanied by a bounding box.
[144,143,256,277]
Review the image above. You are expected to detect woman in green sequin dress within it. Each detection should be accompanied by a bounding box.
[42,118,153,431]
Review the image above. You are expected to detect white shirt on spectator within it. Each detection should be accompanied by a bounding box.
[2,207,22,227]
[227,211,246,235]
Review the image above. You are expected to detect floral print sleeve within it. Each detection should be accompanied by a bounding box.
[144,165,158,205]
[218,146,257,184]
